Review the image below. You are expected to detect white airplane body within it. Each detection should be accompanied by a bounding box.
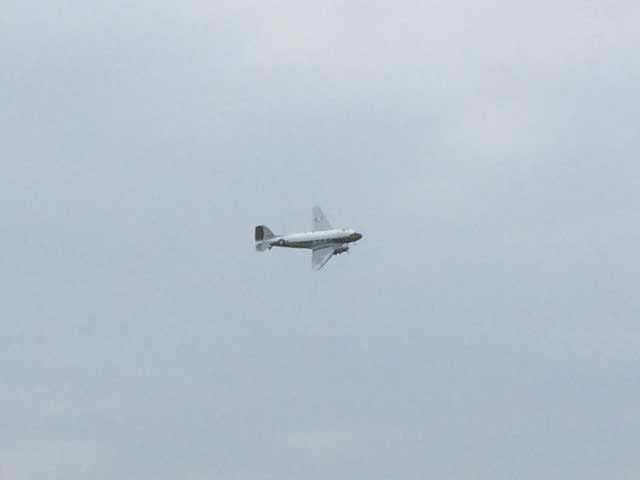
[255,207,363,270]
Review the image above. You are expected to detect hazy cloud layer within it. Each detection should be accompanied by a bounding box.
[2,1,639,479]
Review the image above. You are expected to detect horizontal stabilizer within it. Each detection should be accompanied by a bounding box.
[256,242,270,252]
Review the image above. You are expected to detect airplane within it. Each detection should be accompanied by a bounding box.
[255,206,364,270]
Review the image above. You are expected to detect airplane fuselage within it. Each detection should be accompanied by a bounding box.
[267,229,362,250]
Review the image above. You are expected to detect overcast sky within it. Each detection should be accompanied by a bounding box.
[2,1,639,479]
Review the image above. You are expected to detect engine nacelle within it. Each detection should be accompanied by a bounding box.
[334,245,350,255]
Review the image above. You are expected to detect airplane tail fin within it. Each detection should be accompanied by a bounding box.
[255,225,275,252]
[255,225,275,241]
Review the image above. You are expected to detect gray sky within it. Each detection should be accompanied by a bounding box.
[2,1,639,478]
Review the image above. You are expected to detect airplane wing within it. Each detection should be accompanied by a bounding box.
[312,206,332,231]
[312,245,336,271]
